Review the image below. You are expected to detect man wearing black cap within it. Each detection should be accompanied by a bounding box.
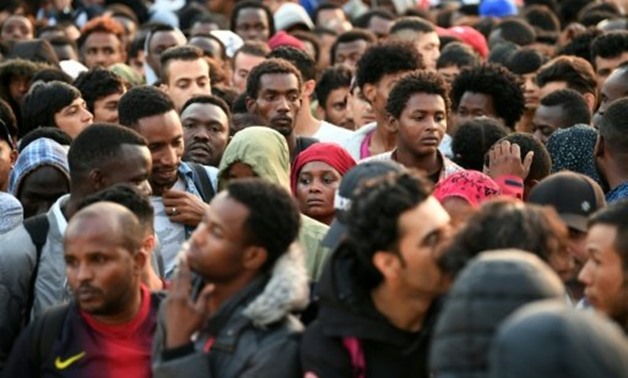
[528,171,606,303]
[302,169,451,378]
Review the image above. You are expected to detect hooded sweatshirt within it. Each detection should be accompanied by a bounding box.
[218,127,331,280]
[9,137,70,196]
[429,250,565,378]
[489,301,628,378]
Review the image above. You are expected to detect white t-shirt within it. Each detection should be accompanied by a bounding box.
[151,178,186,278]
[313,121,355,145]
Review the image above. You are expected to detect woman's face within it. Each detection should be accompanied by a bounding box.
[53,97,93,138]
[296,161,341,225]
[347,86,376,129]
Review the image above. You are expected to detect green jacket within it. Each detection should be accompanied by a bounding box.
[218,127,331,280]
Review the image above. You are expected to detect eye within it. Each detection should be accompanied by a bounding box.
[298,176,312,185]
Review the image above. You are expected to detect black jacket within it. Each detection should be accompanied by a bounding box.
[429,250,565,378]
[301,245,440,378]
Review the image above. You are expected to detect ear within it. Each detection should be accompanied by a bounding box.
[583,93,596,112]
[372,250,401,280]
[242,245,268,271]
[88,169,105,191]
[142,234,156,256]
[245,96,256,113]
[594,135,604,158]
[362,83,376,105]
[303,79,316,97]
[133,249,147,276]
[159,82,169,93]
[386,114,399,133]
[9,149,17,166]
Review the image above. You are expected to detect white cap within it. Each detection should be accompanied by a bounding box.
[274,3,314,31]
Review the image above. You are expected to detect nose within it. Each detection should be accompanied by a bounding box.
[82,108,94,123]
[578,259,593,286]
[76,262,94,282]
[308,179,323,193]
[138,180,152,196]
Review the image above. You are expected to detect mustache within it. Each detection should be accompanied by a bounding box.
[74,285,103,296]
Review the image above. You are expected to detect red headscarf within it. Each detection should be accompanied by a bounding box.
[290,143,356,195]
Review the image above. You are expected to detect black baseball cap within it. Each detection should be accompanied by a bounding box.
[322,160,405,250]
[527,172,606,232]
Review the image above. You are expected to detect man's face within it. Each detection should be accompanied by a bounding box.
[18,166,70,219]
[392,30,440,70]
[334,39,369,70]
[532,104,567,145]
[594,52,628,91]
[181,102,230,167]
[0,15,33,43]
[232,52,266,93]
[147,31,186,73]
[437,65,461,85]
[0,140,16,192]
[522,72,541,110]
[93,90,125,123]
[323,86,350,128]
[594,68,628,124]
[453,91,496,130]
[162,58,211,111]
[53,97,94,139]
[98,144,153,196]
[247,73,302,137]
[579,224,625,317]
[186,192,251,282]
[365,72,409,120]
[368,16,393,40]
[8,76,29,104]
[136,111,184,195]
[188,37,224,62]
[393,93,447,158]
[82,32,125,69]
[235,7,271,42]
[64,215,142,316]
[388,196,451,296]
[346,85,375,129]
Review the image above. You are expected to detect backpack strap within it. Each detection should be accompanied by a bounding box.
[23,214,50,324]
[30,303,70,370]
[342,337,366,378]
[188,163,216,203]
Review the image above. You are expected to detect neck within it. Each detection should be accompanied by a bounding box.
[395,148,442,174]
[285,133,297,160]
[371,284,433,332]
[515,110,535,133]
[294,100,321,137]
[369,123,397,156]
[92,284,143,325]
[602,157,628,191]
[207,272,259,314]
[64,192,84,220]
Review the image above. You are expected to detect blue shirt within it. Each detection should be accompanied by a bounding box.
[606,182,628,203]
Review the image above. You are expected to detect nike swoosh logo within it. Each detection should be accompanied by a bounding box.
[55,352,86,370]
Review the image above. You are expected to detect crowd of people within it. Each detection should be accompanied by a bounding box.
[0,0,627,376]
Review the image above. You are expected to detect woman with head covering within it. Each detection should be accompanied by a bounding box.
[290,143,356,225]
[9,137,70,219]
[433,170,501,228]
[546,124,602,186]
[218,127,331,280]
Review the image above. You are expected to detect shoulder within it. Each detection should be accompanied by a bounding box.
[360,151,393,164]
[315,122,355,144]
[0,224,37,267]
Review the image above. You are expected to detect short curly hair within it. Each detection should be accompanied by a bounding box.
[73,68,127,113]
[452,118,508,171]
[355,41,424,90]
[245,58,303,100]
[536,56,598,98]
[226,178,300,272]
[439,199,568,278]
[344,170,432,291]
[450,63,525,129]
[386,70,451,119]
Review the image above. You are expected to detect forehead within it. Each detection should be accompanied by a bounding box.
[399,196,450,236]
[587,224,619,251]
[181,102,228,122]
[237,7,268,22]
[258,72,300,91]
[58,97,84,112]
[84,31,120,46]
[105,144,151,171]
[66,213,118,242]
[208,191,250,228]
[300,160,337,173]
[3,16,31,28]
[235,52,265,69]
[336,39,368,53]
[136,110,183,140]
[459,91,493,110]
[20,166,69,193]
[167,58,209,77]
[402,92,446,112]
[189,38,222,56]
[603,70,628,99]
[150,31,183,49]
[534,104,566,125]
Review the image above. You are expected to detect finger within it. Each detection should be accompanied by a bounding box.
[522,151,535,177]
[499,140,510,156]
[194,284,215,314]
[171,255,192,294]
[511,143,521,160]
[163,189,188,199]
